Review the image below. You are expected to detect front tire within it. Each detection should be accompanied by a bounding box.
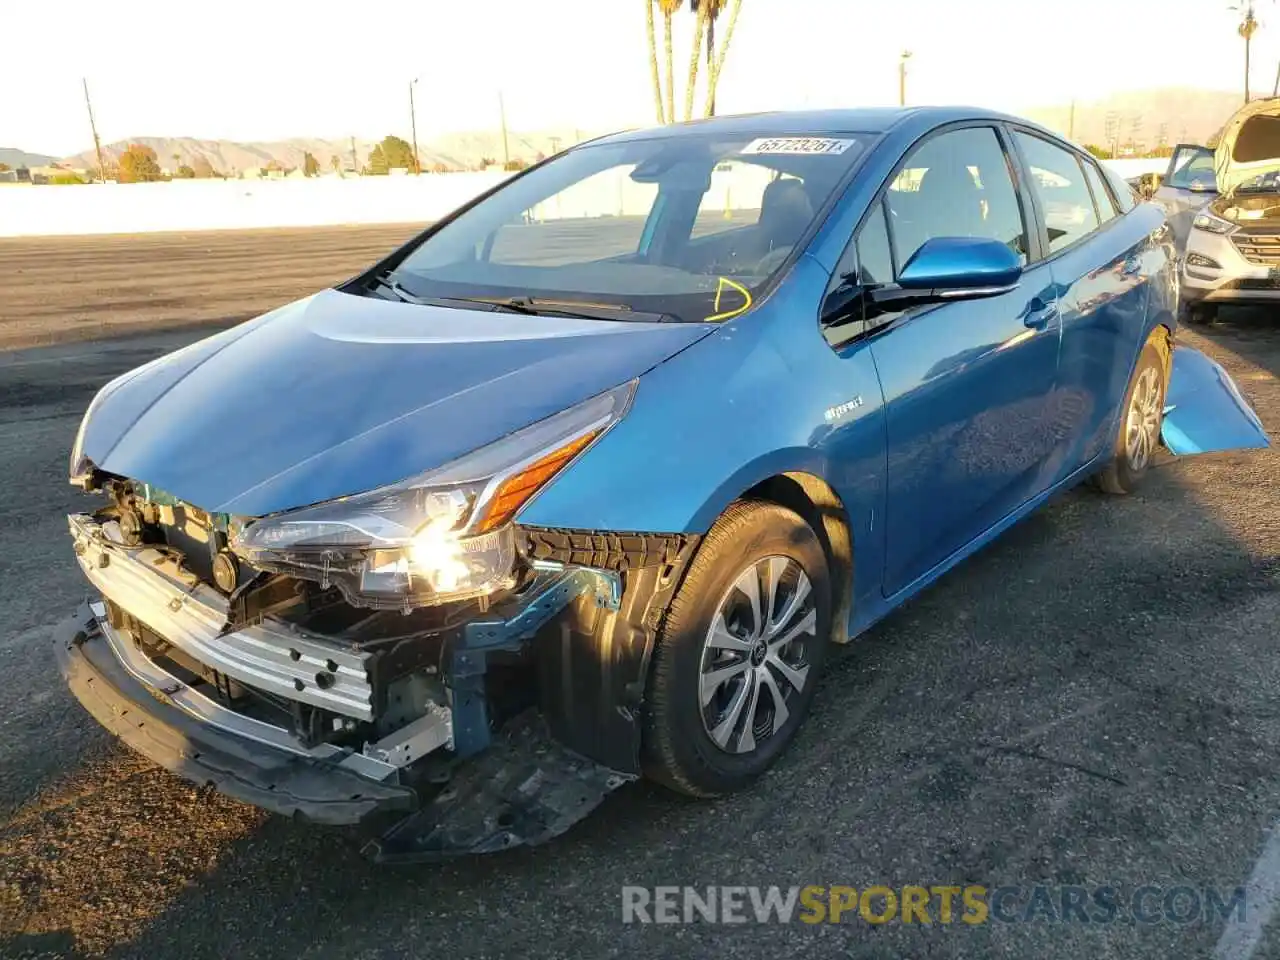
[1178,300,1216,325]
[643,501,831,797]
[1094,341,1167,495]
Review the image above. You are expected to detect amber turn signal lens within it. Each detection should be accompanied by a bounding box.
[475,430,599,531]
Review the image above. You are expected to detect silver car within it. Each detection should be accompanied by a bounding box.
[1166,97,1280,322]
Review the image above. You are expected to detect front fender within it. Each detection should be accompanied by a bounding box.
[1162,345,1269,454]
[518,311,808,534]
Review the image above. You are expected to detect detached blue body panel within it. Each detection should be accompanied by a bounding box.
[73,106,1271,646]
[1162,345,1271,454]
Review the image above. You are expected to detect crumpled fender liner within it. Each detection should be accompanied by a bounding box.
[365,711,632,861]
[520,527,702,775]
[520,528,699,572]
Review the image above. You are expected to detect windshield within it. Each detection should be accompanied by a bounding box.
[1165,145,1217,191]
[389,132,870,323]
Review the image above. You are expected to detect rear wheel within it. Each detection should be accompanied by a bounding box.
[643,501,831,797]
[1094,341,1166,495]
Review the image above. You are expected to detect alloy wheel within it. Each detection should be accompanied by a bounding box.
[699,556,817,754]
[1125,366,1163,472]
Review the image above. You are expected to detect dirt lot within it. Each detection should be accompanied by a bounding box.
[0,230,1278,959]
[0,224,424,350]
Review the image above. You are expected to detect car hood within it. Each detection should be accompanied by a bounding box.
[80,289,714,516]
[1215,97,1280,196]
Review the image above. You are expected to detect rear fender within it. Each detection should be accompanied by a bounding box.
[1161,345,1270,454]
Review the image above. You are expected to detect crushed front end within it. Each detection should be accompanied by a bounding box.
[58,381,699,860]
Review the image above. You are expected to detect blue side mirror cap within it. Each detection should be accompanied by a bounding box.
[898,237,1023,293]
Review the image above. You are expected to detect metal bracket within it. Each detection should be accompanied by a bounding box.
[449,564,621,758]
[362,702,453,768]
[461,564,621,651]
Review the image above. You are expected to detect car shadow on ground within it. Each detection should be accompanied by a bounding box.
[1,320,1278,960]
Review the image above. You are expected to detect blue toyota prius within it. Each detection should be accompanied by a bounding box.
[58,108,1269,860]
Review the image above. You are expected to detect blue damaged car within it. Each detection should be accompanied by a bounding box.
[57,108,1269,860]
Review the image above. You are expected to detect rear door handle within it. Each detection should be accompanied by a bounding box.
[1023,299,1058,330]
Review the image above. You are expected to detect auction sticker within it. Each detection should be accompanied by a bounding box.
[741,137,855,156]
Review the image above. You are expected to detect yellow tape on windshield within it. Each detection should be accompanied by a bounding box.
[704,276,753,322]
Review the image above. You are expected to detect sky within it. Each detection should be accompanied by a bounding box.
[2,0,1278,157]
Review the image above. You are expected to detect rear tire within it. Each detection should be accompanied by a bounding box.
[1094,341,1167,495]
[642,501,831,797]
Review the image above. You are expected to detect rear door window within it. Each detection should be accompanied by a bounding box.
[1014,132,1100,253]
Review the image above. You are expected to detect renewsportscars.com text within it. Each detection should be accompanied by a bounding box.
[621,884,1248,925]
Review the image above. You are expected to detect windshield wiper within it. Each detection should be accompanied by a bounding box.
[462,296,676,323]
[369,272,677,322]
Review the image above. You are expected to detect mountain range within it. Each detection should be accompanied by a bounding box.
[0,147,58,169]
[56,129,596,174]
[9,88,1261,175]
[1023,88,1247,148]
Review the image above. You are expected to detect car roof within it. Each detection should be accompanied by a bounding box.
[591,106,1035,145]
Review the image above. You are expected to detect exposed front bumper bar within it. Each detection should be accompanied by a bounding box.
[57,600,635,856]
[68,513,375,720]
[54,603,415,824]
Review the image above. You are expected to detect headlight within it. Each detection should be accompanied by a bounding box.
[1192,211,1234,235]
[230,380,635,609]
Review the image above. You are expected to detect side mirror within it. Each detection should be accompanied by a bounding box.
[821,237,1023,331]
[897,237,1022,297]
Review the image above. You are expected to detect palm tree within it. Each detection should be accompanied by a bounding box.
[646,1,665,122]
[1234,2,1260,102]
[659,0,681,123]
[684,1,708,121]
[701,0,742,118]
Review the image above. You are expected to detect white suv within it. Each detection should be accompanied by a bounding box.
[1157,98,1280,323]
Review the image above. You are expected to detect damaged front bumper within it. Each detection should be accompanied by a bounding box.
[59,512,696,859]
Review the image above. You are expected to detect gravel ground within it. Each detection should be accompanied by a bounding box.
[0,230,1278,959]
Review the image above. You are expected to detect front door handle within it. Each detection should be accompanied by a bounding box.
[1023,299,1058,330]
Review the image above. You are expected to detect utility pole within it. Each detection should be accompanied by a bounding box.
[898,51,912,107]
[1105,111,1120,159]
[82,78,107,184]
[409,78,421,174]
[1068,100,1076,140]
[498,91,510,168]
[350,136,358,175]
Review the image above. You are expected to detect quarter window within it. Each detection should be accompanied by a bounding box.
[1014,133,1100,253]
[1103,167,1138,213]
[855,202,894,284]
[1082,160,1119,223]
[884,126,1028,268]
